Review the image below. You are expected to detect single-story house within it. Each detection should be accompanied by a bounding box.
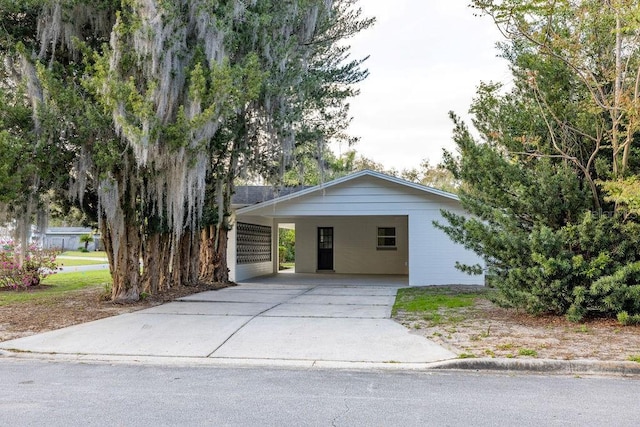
[41,227,101,251]
[228,170,484,286]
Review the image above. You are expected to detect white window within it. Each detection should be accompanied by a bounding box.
[377,227,396,250]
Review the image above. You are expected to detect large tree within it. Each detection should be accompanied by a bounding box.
[0,0,116,266]
[439,0,640,320]
[197,0,373,284]
[0,0,372,301]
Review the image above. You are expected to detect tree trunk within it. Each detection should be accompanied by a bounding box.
[213,225,229,283]
[199,226,216,282]
[141,232,161,294]
[102,217,141,302]
[199,223,231,284]
[174,231,199,286]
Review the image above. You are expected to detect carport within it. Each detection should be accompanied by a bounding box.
[228,170,485,286]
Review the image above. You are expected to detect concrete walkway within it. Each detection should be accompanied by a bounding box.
[0,274,455,368]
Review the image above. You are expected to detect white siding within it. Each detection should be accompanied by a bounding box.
[251,176,450,216]
[409,210,484,285]
[229,216,275,282]
[291,216,408,275]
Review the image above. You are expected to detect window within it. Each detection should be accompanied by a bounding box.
[377,227,396,250]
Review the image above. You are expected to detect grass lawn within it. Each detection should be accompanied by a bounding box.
[60,251,108,258]
[56,251,108,266]
[392,286,490,324]
[0,270,112,306]
[56,258,108,267]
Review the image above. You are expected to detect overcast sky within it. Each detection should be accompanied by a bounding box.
[336,0,511,171]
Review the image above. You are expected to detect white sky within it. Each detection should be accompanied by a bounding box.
[336,0,511,171]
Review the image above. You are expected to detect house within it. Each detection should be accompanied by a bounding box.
[41,227,100,251]
[229,170,484,286]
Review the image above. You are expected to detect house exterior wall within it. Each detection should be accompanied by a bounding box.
[408,208,483,286]
[41,228,97,251]
[290,216,408,275]
[228,215,276,282]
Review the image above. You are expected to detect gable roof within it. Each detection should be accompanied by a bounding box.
[235,169,459,215]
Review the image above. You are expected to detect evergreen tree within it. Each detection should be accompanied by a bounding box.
[439,1,640,319]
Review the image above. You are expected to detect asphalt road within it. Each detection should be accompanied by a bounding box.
[1,360,638,426]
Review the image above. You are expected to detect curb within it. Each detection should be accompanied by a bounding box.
[428,357,640,376]
[2,350,640,376]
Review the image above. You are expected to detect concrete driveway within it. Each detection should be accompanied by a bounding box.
[0,274,455,368]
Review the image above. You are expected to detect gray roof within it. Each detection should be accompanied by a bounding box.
[232,186,310,206]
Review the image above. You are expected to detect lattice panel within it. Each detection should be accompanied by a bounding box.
[236,222,272,264]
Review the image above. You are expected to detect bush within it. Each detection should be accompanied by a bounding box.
[459,212,640,321]
[0,240,60,290]
[574,262,640,322]
[616,311,640,326]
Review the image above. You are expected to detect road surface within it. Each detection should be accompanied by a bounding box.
[1,359,638,426]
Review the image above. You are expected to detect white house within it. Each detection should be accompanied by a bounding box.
[228,170,485,286]
[41,227,100,251]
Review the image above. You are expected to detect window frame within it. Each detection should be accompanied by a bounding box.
[376,226,397,250]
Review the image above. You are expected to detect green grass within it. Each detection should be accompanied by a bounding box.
[458,353,476,359]
[0,270,112,306]
[279,262,295,270]
[518,348,538,357]
[56,258,108,267]
[628,355,640,363]
[60,251,108,258]
[56,251,108,266]
[393,286,487,315]
[392,286,490,328]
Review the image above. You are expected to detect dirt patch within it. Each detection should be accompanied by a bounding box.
[394,288,640,362]
[0,282,232,342]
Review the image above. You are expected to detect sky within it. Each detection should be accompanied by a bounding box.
[335,0,512,171]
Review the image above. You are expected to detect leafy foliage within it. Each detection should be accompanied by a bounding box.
[279,228,295,263]
[440,1,640,320]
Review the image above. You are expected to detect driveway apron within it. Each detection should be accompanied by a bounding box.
[0,275,455,365]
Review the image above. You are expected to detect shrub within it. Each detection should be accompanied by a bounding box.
[458,212,640,320]
[0,240,60,290]
[567,261,640,321]
[616,310,640,326]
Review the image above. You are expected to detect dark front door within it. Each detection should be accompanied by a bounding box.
[317,227,334,271]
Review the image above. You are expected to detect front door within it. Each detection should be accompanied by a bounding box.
[317,227,334,271]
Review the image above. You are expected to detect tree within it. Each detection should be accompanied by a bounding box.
[0,0,113,266]
[438,1,640,320]
[79,234,94,252]
[474,0,640,187]
[400,160,458,193]
[0,0,372,301]
[198,0,373,284]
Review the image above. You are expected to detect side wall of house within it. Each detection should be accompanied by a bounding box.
[228,215,275,282]
[292,216,408,275]
[408,206,485,285]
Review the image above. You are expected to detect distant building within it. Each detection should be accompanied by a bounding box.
[42,227,101,251]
